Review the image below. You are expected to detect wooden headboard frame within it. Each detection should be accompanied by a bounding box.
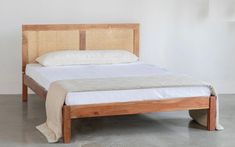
[22,24,139,74]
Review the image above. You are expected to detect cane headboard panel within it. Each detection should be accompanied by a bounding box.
[22,24,139,72]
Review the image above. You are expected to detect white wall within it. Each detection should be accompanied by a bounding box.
[0,0,235,94]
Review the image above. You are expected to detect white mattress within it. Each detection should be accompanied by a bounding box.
[26,62,211,105]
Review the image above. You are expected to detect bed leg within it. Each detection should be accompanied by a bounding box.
[207,96,216,131]
[22,75,28,102]
[63,105,71,143]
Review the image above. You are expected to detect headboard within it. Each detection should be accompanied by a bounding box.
[22,23,139,73]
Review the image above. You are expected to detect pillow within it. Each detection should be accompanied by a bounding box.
[36,50,139,66]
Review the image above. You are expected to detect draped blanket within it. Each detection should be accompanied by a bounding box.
[36,75,223,143]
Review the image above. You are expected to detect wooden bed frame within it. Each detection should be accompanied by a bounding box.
[22,24,216,143]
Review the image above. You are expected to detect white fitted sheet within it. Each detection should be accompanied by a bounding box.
[26,62,211,105]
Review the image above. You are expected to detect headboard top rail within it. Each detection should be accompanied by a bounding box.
[22,23,139,31]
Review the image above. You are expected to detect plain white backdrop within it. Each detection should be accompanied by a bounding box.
[0,0,234,94]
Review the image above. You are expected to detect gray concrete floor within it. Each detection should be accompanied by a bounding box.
[0,94,234,147]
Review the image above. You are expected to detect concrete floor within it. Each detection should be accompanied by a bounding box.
[0,94,234,147]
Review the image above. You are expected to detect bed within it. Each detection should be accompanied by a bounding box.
[22,24,216,143]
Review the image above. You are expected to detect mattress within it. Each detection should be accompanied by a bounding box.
[26,62,211,105]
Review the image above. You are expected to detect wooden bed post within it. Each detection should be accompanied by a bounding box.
[22,83,28,102]
[22,74,28,102]
[63,105,71,143]
[22,28,28,102]
[207,96,216,131]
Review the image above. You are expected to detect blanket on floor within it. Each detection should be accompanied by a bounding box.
[36,75,223,143]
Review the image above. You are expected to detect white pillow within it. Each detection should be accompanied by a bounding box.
[36,50,139,66]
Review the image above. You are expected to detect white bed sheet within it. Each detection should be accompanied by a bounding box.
[26,62,211,105]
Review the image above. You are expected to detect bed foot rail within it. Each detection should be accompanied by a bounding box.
[207,96,216,131]
[63,105,71,143]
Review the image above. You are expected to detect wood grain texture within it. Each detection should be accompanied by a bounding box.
[22,74,28,102]
[21,23,216,144]
[22,23,139,67]
[207,96,216,131]
[22,23,139,104]
[69,97,210,118]
[24,75,47,99]
[79,30,86,50]
[22,30,29,102]
[22,31,28,72]
[63,105,71,144]
[22,24,139,31]
[133,26,140,56]
[23,74,214,143]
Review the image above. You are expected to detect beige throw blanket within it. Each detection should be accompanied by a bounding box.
[36,75,223,143]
